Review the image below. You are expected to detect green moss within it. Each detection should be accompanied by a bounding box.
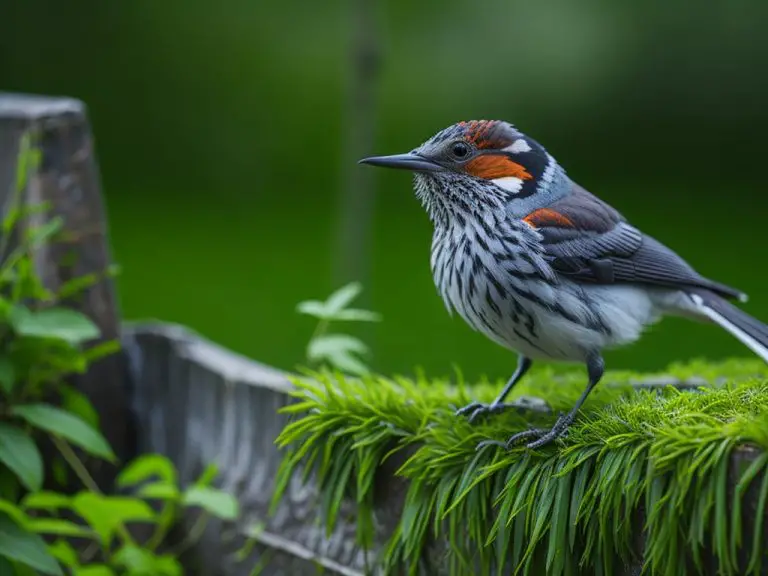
[272,359,768,575]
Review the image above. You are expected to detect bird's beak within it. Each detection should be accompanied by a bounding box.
[358,152,444,172]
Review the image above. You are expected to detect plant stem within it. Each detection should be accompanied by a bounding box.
[306,319,330,366]
[145,501,178,551]
[310,319,329,342]
[52,435,136,547]
[52,435,100,493]
[166,510,210,557]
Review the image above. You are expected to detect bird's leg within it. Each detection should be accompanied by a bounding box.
[484,353,604,451]
[456,356,533,423]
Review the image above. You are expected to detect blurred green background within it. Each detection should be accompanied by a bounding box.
[2,1,767,383]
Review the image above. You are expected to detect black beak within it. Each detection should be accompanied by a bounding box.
[358,152,444,172]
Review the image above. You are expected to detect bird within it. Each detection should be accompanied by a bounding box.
[358,119,768,450]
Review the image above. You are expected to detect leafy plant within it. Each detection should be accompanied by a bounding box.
[272,361,768,576]
[0,131,240,574]
[297,281,380,375]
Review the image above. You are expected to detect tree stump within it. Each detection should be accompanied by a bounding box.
[0,92,133,491]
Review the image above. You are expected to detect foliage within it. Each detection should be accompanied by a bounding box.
[297,281,380,375]
[272,358,768,575]
[0,132,240,574]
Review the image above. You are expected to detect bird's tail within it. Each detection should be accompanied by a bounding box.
[689,290,768,363]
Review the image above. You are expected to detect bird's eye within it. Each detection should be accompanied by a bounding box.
[449,141,471,160]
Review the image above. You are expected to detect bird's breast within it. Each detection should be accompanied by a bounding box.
[429,221,549,351]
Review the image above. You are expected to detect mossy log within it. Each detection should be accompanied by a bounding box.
[122,321,768,575]
[0,92,132,491]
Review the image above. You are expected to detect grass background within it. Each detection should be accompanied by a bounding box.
[3,0,768,383]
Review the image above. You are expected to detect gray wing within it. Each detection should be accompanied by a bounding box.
[526,184,746,301]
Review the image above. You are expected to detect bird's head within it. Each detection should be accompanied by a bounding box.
[360,120,569,224]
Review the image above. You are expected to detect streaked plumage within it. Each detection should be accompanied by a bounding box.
[360,120,768,449]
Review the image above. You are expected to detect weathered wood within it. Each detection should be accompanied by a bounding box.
[122,322,386,576]
[0,92,132,489]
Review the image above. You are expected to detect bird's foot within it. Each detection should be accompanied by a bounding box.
[455,396,551,424]
[476,410,575,451]
[455,401,516,424]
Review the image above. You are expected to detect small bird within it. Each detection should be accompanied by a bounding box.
[359,120,768,449]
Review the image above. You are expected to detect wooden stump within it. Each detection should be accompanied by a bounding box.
[0,92,133,490]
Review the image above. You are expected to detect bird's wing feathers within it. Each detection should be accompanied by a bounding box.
[524,184,745,300]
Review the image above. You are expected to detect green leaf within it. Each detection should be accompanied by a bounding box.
[28,518,94,539]
[0,424,43,491]
[322,353,369,376]
[11,307,100,344]
[296,282,369,320]
[0,357,16,394]
[24,217,64,251]
[307,335,370,375]
[60,385,100,429]
[0,465,20,502]
[21,490,72,511]
[82,339,120,364]
[118,454,177,488]
[137,482,180,500]
[0,500,28,529]
[46,540,79,569]
[327,308,381,322]
[73,566,117,576]
[113,547,182,576]
[0,299,11,324]
[0,512,62,576]
[148,555,183,576]
[295,300,327,318]
[57,269,108,300]
[112,545,158,574]
[11,560,39,576]
[13,256,53,302]
[12,404,115,461]
[8,306,30,329]
[14,134,41,193]
[183,486,239,520]
[308,334,368,358]
[71,493,156,545]
[323,282,362,314]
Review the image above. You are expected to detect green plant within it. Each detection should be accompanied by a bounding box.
[0,132,240,574]
[272,360,768,576]
[297,281,380,375]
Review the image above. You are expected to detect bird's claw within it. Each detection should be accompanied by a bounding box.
[454,401,482,417]
[477,411,574,451]
[455,401,517,423]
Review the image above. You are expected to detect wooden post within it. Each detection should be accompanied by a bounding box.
[0,92,133,490]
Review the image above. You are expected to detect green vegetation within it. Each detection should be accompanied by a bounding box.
[0,133,240,575]
[272,355,768,575]
[297,281,381,375]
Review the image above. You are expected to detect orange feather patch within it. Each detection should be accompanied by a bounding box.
[523,208,574,228]
[464,155,533,180]
[462,120,497,148]
[462,120,513,150]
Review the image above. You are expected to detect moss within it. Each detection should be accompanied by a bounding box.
[272,359,768,575]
